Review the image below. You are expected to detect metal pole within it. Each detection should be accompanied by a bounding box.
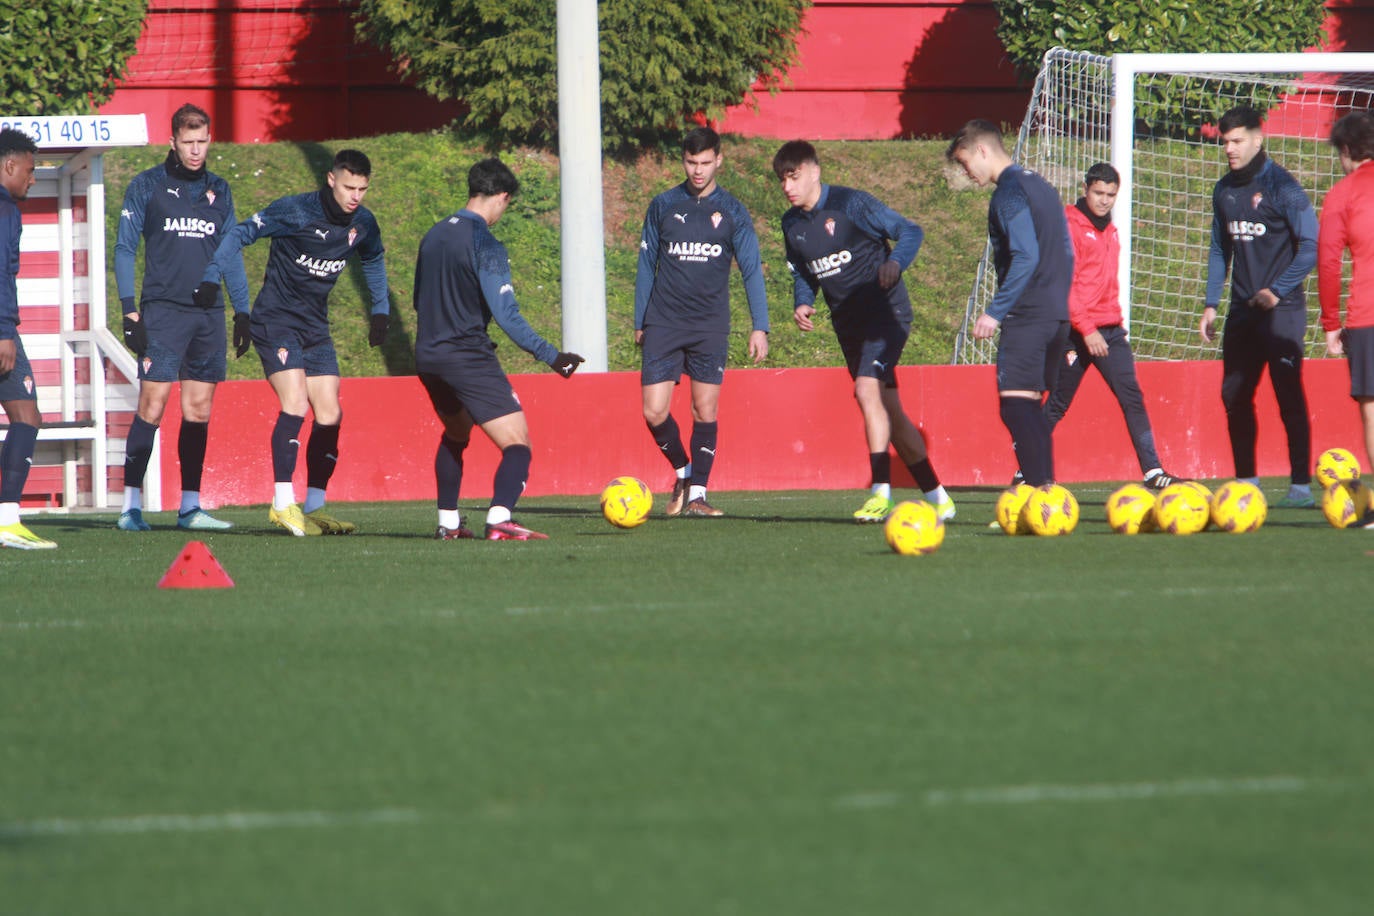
[556,0,608,371]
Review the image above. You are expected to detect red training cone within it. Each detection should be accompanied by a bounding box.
[157,540,235,589]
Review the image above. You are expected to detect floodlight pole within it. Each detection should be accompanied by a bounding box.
[556,0,609,372]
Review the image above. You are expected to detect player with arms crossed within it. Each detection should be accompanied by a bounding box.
[1202,106,1318,508]
[205,149,390,535]
[0,128,55,548]
[635,127,768,517]
[114,103,248,532]
[1317,111,1374,525]
[1043,163,1180,490]
[413,158,583,541]
[945,120,1072,488]
[773,141,954,523]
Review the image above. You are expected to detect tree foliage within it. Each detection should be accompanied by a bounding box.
[992,0,1329,132]
[353,0,811,150]
[0,0,148,114]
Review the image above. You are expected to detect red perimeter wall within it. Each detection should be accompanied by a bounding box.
[101,2,1374,144]
[158,361,1364,509]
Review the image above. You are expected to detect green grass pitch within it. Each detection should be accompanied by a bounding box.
[3,484,1372,915]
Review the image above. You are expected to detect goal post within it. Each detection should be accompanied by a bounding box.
[954,49,1374,365]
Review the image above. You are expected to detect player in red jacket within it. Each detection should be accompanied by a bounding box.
[1317,111,1374,525]
[1042,163,1179,489]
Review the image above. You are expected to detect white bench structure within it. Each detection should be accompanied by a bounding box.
[0,114,152,510]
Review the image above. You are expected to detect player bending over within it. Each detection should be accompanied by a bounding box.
[773,141,954,524]
[204,149,391,536]
[412,158,583,541]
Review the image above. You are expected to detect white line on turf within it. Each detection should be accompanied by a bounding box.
[923,776,1311,806]
[0,619,87,630]
[0,807,423,839]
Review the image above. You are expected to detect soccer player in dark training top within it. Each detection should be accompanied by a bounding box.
[413,158,583,541]
[0,128,56,549]
[205,149,391,536]
[1202,106,1317,508]
[946,120,1072,489]
[773,140,955,524]
[114,103,248,533]
[635,127,768,518]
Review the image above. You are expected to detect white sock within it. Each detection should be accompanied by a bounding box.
[677,465,691,480]
[924,485,949,504]
[438,509,461,530]
[303,487,326,514]
[122,487,142,513]
[486,505,512,525]
[273,482,296,510]
[689,484,707,502]
[0,502,18,526]
[179,490,200,514]
[872,483,892,500]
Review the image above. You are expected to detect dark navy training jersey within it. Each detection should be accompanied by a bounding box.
[412,208,557,370]
[780,185,921,330]
[986,165,1072,323]
[634,182,768,335]
[115,155,247,313]
[209,190,388,341]
[1206,156,1317,309]
[0,185,22,339]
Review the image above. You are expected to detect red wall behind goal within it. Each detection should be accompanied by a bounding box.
[157,361,1364,509]
[101,2,1374,144]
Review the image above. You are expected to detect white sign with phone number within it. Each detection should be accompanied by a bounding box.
[0,115,148,149]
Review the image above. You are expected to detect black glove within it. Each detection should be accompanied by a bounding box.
[232,312,251,358]
[122,314,147,357]
[877,259,901,290]
[549,352,585,379]
[193,281,219,309]
[369,312,389,348]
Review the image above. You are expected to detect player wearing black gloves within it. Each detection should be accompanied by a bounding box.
[412,158,583,541]
[112,103,248,533]
[204,147,392,536]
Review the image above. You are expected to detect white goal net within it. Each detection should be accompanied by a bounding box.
[954,48,1374,365]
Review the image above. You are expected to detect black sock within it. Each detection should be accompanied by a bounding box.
[178,419,209,493]
[906,457,940,492]
[0,422,38,503]
[123,415,158,489]
[689,421,718,487]
[271,412,305,483]
[1000,397,1054,485]
[306,421,341,491]
[435,434,467,510]
[492,444,532,512]
[869,451,891,487]
[648,416,689,471]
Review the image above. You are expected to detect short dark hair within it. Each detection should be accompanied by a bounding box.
[1218,107,1263,133]
[1330,110,1374,162]
[771,140,819,179]
[0,127,38,161]
[945,119,1003,161]
[332,148,372,177]
[683,127,721,157]
[1084,162,1120,186]
[468,158,519,198]
[171,103,210,136]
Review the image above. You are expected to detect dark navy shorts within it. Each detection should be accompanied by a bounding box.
[253,324,339,378]
[641,325,728,386]
[418,343,522,426]
[0,336,36,402]
[1346,326,1374,399]
[139,304,227,384]
[836,317,909,386]
[997,317,1069,393]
